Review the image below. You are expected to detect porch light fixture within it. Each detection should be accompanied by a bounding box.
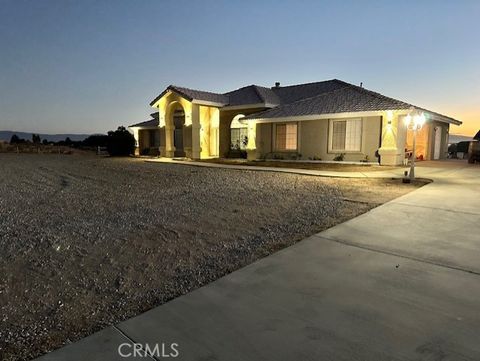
[386,110,393,127]
[404,111,426,180]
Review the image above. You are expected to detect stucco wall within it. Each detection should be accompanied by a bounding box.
[430,121,450,160]
[257,123,272,156]
[256,116,382,161]
[137,129,161,155]
[299,116,381,161]
[298,120,328,159]
[198,105,220,158]
[219,108,268,157]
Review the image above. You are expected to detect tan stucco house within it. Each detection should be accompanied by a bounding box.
[130,80,461,165]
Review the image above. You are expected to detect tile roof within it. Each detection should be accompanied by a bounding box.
[224,86,264,106]
[252,85,281,105]
[130,118,158,128]
[243,83,411,119]
[149,79,461,125]
[271,79,349,104]
[243,80,462,125]
[223,85,281,106]
[150,85,229,106]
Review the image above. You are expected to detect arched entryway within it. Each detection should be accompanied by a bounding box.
[172,105,186,157]
[230,114,248,150]
[173,109,185,157]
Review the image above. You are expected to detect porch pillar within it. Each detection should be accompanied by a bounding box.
[158,108,169,157]
[164,125,174,157]
[378,111,407,166]
[246,120,259,160]
[210,108,220,157]
[132,128,140,156]
[191,104,201,159]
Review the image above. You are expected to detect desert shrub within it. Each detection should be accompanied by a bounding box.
[107,126,135,156]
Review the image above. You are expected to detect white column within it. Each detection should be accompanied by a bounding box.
[246,120,258,160]
[378,111,406,165]
[132,128,140,156]
[191,104,201,159]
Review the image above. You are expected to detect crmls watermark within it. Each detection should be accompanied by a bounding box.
[118,342,179,358]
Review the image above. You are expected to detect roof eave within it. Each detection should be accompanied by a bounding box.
[191,99,227,107]
[150,87,226,108]
[221,102,278,111]
[428,114,462,126]
[242,110,403,123]
[150,87,195,107]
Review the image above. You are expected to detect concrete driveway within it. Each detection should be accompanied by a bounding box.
[37,160,480,361]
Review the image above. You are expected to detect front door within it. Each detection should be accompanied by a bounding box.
[434,126,442,160]
[173,114,185,157]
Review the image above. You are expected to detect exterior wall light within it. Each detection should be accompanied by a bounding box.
[386,110,393,126]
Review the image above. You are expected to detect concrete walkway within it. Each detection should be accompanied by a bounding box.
[37,160,480,361]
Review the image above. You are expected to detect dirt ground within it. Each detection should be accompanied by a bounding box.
[198,158,406,172]
[0,154,426,360]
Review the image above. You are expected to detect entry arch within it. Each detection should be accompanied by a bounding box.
[230,114,248,150]
[166,101,187,157]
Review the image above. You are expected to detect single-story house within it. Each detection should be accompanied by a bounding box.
[129,79,462,165]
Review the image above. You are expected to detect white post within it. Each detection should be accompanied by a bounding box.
[410,128,416,180]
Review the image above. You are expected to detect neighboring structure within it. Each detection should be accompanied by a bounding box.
[130,80,462,165]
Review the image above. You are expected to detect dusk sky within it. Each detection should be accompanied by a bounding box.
[1,0,479,136]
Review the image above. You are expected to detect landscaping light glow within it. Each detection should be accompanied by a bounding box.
[404,114,412,127]
[404,111,426,181]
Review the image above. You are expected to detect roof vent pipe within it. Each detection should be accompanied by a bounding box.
[275,82,280,88]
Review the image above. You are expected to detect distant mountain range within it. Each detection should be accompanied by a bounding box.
[0,129,475,145]
[0,130,95,142]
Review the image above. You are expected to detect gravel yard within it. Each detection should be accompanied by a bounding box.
[0,154,424,360]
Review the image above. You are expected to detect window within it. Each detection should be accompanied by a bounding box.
[330,119,362,151]
[230,115,248,150]
[275,123,297,150]
[231,128,248,150]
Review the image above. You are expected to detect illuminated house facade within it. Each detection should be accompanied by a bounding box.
[130,80,461,165]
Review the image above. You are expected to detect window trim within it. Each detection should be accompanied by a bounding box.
[328,118,363,153]
[274,122,298,151]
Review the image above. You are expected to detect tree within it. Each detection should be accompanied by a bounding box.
[474,130,480,141]
[106,126,135,156]
[82,134,108,147]
[32,134,41,144]
[42,139,49,145]
[10,134,20,144]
